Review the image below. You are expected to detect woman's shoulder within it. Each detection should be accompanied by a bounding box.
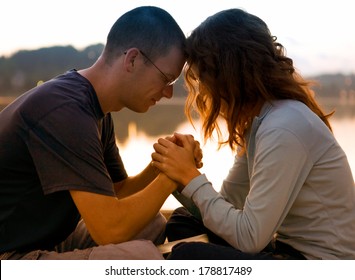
[256,99,335,148]
[262,100,323,129]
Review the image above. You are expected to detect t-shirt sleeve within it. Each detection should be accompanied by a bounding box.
[25,103,120,196]
[101,113,128,183]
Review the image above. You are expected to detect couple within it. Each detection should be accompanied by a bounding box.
[0,6,354,260]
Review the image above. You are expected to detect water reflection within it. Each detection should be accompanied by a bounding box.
[331,118,355,176]
[119,118,355,210]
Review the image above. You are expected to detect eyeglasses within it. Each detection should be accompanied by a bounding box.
[139,50,178,86]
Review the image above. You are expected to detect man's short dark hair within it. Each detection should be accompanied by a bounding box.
[103,6,185,62]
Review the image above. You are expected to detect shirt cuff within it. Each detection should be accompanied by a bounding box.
[181,173,210,198]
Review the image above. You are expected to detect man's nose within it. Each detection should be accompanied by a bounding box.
[162,85,173,99]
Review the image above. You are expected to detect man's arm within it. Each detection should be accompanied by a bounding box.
[113,134,203,199]
[113,161,159,199]
[70,173,177,245]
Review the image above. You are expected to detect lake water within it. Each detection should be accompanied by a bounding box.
[118,117,355,210]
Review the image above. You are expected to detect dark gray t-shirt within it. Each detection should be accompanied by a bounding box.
[0,70,127,253]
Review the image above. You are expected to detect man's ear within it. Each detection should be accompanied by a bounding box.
[123,48,139,72]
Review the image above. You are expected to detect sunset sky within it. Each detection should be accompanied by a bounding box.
[1,0,354,76]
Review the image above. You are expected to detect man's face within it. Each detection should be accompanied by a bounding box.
[128,47,186,113]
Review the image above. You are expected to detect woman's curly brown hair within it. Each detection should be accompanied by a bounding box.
[184,8,333,153]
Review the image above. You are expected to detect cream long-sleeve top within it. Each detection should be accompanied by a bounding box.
[181,99,355,259]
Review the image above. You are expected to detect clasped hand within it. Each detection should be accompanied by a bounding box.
[151,133,203,187]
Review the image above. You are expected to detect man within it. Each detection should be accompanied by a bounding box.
[0,6,197,260]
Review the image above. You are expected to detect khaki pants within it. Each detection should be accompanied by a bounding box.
[2,213,166,260]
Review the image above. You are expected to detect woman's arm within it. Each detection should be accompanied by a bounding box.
[152,129,310,253]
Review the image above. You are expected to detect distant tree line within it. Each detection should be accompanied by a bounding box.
[1,44,354,99]
[0,44,354,139]
[0,44,187,98]
[0,44,104,96]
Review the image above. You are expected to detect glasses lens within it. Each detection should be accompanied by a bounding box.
[140,50,176,87]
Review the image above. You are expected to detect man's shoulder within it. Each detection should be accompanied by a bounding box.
[20,75,96,122]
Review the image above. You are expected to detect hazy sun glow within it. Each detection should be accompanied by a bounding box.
[119,119,355,210]
[119,121,235,210]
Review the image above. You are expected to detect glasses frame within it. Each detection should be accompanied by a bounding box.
[138,50,178,86]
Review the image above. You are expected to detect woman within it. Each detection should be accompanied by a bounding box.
[151,8,355,259]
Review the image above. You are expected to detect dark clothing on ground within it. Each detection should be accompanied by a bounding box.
[166,207,306,260]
